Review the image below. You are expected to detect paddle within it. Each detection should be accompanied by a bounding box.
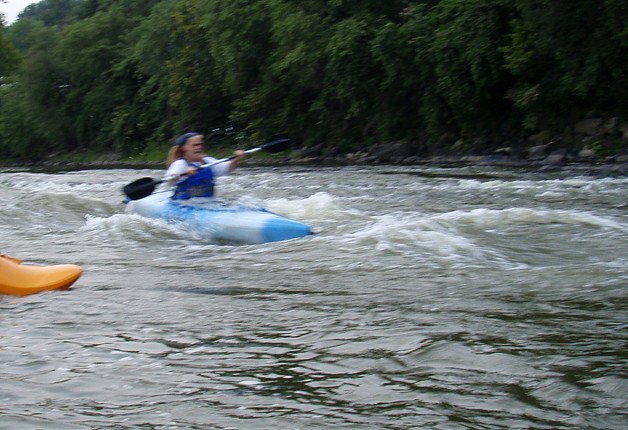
[122,134,291,201]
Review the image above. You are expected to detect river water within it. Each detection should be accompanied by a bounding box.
[1,165,626,429]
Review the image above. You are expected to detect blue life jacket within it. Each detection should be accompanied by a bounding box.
[172,163,215,200]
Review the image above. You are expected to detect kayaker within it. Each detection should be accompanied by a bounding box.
[164,132,246,200]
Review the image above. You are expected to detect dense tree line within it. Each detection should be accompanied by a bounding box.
[0,0,626,162]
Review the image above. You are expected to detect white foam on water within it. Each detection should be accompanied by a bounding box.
[266,191,346,220]
[2,172,116,195]
[325,202,626,269]
[453,176,628,198]
[81,213,186,243]
[434,207,624,230]
[330,211,516,268]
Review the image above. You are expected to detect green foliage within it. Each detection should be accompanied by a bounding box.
[230,2,324,136]
[6,18,48,52]
[0,83,40,160]
[0,0,626,163]
[423,0,514,133]
[13,26,69,152]
[324,17,379,122]
[18,0,81,26]
[164,0,230,129]
[504,0,628,127]
[0,19,21,76]
[590,139,626,157]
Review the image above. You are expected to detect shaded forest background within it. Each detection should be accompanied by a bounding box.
[0,0,627,164]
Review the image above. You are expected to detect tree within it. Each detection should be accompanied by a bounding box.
[18,0,81,26]
[376,0,515,137]
[0,12,20,76]
[1,0,627,162]
[504,0,628,128]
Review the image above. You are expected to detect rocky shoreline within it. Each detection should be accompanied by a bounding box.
[4,116,627,176]
[295,115,628,176]
[298,140,628,171]
[12,148,625,177]
[293,148,628,176]
[4,147,627,177]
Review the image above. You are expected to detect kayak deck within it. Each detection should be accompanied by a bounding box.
[0,254,82,296]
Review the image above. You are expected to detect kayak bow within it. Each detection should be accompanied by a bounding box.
[0,254,82,296]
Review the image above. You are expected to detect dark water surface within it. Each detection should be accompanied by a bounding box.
[1,166,626,429]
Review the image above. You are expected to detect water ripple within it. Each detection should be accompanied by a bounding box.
[1,167,626,429]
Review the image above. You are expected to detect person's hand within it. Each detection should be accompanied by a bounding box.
[185,166,198,176]
[233,150,245,159]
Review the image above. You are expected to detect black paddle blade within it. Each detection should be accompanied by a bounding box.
[260,134,292,153]
[123,177,161,200]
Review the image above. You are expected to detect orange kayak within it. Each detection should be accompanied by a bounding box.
[0,254,82,296]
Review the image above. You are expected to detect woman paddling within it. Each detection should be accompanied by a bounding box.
[164,132,245,200]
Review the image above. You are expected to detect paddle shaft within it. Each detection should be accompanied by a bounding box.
[123,135,290,201]
[203,147,262,168]
[166,136,289,180]
[160,146,261,183]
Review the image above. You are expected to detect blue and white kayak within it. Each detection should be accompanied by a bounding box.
[126,192,313,244]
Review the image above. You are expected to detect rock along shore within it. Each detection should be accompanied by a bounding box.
[4,116,627,176]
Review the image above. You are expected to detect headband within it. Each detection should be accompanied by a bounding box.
[175,132,201,146]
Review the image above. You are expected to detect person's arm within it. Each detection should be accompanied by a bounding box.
[228,150,246,172]
[164,159,193,186]
[206,150,245,177]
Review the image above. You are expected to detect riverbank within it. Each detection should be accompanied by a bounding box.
[2,119,627,176]
[2,148,627,177]
[296,116,628,176]
[296,141,628,176]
